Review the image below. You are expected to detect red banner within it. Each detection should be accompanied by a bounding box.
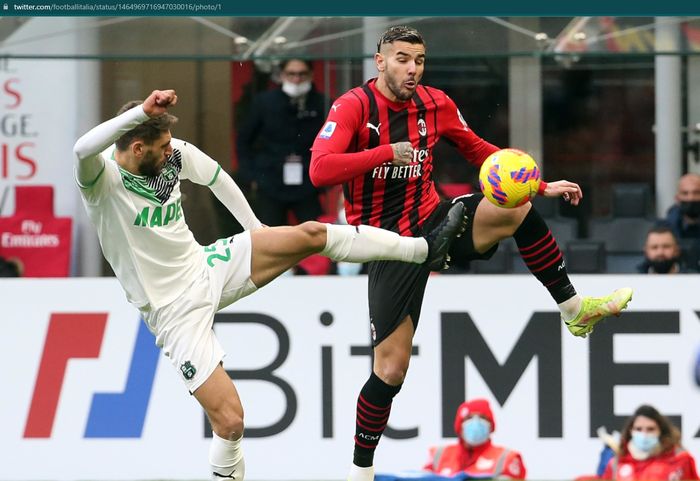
[0,185,72,277]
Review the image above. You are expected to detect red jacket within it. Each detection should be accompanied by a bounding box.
[602,448,699,481]
[423,440,526,479]
[423,399,526,479]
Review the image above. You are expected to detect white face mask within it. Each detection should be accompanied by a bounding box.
[282,80,312,98]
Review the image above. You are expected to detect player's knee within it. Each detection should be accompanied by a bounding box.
[375,362,409,385]
[211,405,245,439]
[219,414,244,440]
[298,221,327,250]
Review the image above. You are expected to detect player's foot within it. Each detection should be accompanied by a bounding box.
[564,287,633,338]
[424,202,468,271]
[348,464,374,481]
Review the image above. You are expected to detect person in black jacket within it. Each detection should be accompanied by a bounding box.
[236,59,327,226]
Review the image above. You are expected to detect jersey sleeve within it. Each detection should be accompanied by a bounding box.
[177,138,222,185]
[177,138,261,230]
[73,105,149,204]
[309,92,394,186]
[439,94,500,168]
[74,152,120,205]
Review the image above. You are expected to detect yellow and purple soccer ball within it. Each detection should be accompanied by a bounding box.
[478,148,542,208]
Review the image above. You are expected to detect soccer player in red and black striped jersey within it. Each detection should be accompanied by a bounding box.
[310,26,634,481]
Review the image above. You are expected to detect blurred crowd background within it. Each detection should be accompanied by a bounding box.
[1,16,699,277]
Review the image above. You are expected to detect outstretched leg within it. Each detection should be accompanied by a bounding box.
[469,197,632,337]
[194,366,246,480]
[248,221,426,287]
[249,203,466,288]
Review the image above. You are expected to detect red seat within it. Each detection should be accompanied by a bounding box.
[438,183,473,199]
[0,186,72,277]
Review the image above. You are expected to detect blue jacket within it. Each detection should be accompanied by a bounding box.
[665,205,700,241]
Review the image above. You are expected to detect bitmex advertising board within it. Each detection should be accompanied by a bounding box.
[2,275,699,480]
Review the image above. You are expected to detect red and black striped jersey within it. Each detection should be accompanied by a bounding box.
[310,78,499,236]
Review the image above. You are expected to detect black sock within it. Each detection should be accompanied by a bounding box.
[513,207,577,304]
[352,372,402,467]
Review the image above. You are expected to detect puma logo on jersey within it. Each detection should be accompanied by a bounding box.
[366,121,381,136]
[331,103,341,112]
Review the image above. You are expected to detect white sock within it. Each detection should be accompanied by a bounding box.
[559,295,583,322]
[209,432,245,480]
[348,463,375,481]
[321,224,427,264]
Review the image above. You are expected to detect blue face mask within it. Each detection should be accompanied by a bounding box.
[631,431,660,453]
[462,416,491,446]
[336,261,362,276]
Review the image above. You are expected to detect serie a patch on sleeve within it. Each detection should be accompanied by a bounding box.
[319,121,337,139]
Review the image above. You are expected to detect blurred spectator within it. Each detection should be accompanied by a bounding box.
[598,404,699,481]
[637,225,696,273]
[423,398,526,479]
[0,256,23,277]
[236,59,327,226]
[665,173,700,243]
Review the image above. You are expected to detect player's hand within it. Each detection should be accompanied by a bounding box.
[391,141,414,166]
[142,89,177,117]
[542,180,583,206]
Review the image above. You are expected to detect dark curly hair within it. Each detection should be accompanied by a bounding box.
[114,100,178,151]
[377,25,425,53]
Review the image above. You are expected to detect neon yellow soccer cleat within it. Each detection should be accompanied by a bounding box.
[565,287,633,338]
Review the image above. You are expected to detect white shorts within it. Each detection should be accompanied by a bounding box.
[142,231,258,393]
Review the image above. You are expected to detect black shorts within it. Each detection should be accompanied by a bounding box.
[367,193,498,346]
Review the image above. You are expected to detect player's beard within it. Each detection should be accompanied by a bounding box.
[385,72,416,102]
[139,151,166,177]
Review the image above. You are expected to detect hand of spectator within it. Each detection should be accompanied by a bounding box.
[142,89,178,117]
[391,141,414,166]
[542,180,583,206]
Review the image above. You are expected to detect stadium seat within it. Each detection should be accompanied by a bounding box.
[437,182,473,199]
[565,240,606,273]
[585,183,656,273]
[606,253,645,273]
[589,217,654,253]
[509,217,578,274]
[611,183,653,218]
[531,195,558,218]
[588,217,654,273]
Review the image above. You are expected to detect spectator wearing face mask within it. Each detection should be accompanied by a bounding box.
[599,404,699,481]
[423,398,526,479]
[665,173,700,242]
[637,225,697,274]
[236,59,328,227]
